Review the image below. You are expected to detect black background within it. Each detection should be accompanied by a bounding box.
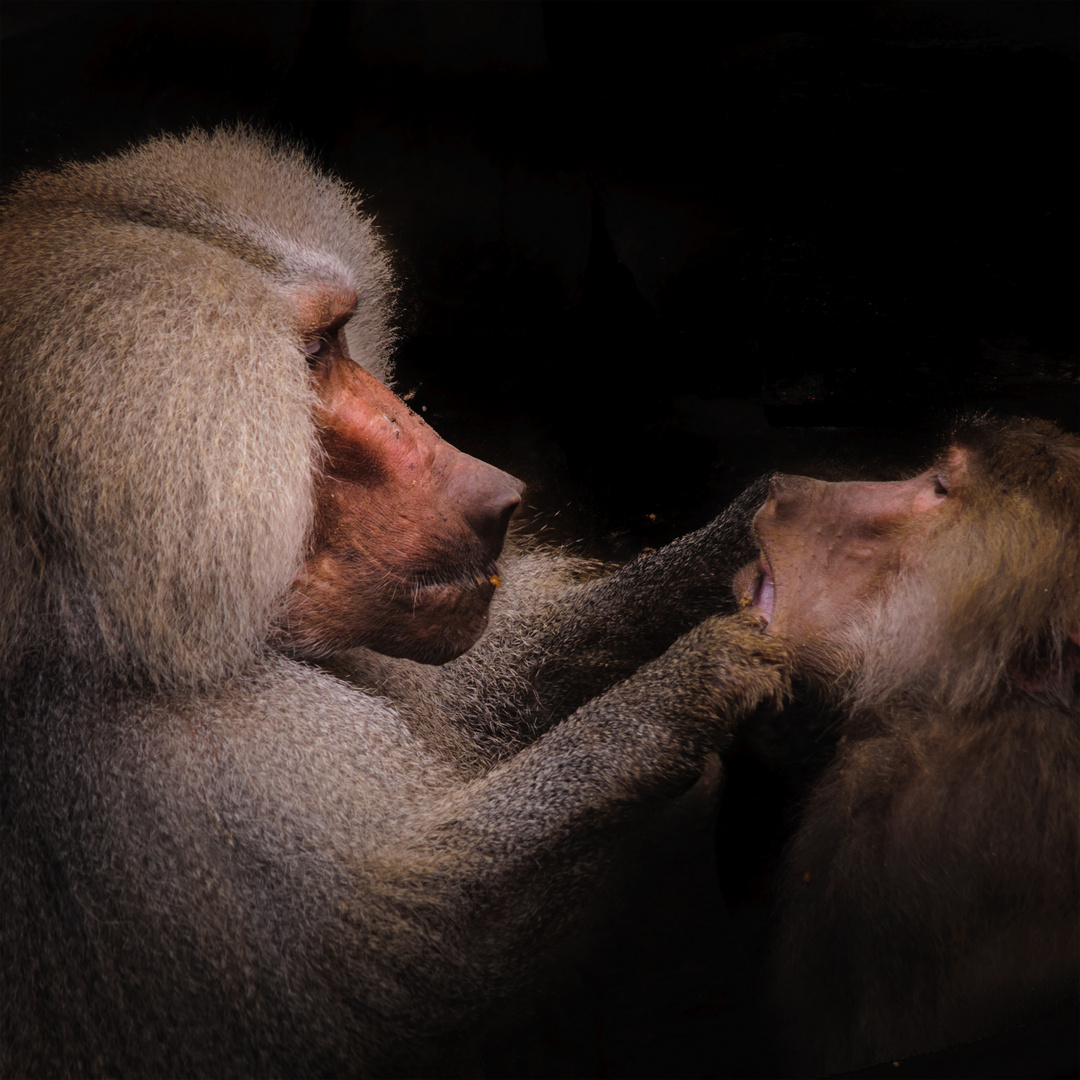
[3,4,1077,1076]
[4,0,1077,556]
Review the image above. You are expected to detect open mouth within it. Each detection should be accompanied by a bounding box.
[753,562,775,619]
[739,552,775,622]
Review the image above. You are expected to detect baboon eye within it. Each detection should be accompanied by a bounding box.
[303,337,332,367]
[933,475,949,496]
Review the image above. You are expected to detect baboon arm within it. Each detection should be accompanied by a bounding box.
[342,483,768,757]
[350,615,788,1044]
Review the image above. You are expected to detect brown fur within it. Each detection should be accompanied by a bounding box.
[740,417,1080,1074]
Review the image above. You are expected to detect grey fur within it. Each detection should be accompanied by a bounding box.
[1,129,789,1077]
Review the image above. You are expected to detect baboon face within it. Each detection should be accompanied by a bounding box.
[281,285,523,665]
[735,451,964,642]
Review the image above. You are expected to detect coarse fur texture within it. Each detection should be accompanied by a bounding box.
[1,129,790,1077]
[740,417,1080,1075]
[833,419,1080,716]
[0,129,394,689]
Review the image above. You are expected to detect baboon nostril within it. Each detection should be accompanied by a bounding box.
[444,451,525,554]
[469,476,524,549]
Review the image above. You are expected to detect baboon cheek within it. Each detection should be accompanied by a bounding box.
[286,357,522,663]
[746,467,950,641]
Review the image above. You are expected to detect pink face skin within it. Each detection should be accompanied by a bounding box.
[282,287,523,665]
[735,451,964,642]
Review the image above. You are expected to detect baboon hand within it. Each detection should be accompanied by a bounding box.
[676,609,794,725]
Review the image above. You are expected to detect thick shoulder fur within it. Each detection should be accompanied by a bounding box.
[0,129,394,688]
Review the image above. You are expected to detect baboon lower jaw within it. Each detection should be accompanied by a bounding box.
[281,557,502,663]
[356,572,502,664]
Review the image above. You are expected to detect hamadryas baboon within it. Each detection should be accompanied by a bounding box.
[0,128,788,1077]
[736,416,1079,1075]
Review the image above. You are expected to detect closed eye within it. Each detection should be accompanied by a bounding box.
[303,337,329,361]
[303,333,339,370]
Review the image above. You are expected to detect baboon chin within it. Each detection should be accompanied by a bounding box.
[1,127,790,1077]
[737,416,1079,1075]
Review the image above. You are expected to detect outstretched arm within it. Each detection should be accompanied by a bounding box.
[335,481,769,760]
[341,611,791,1071]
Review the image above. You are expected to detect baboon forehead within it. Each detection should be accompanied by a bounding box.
[766,471,926,515]
[952,417,1080,490]
[5,129,373,292]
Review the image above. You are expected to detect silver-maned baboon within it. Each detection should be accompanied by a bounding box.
[736,416,1080,1075]
[0,129,788,1077]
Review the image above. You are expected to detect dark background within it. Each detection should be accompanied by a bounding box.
[3,0,1077,557]
[3,3,1077,1076]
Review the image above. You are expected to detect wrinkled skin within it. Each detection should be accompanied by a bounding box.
[281,285,522,663]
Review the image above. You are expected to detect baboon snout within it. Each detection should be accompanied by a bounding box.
[447,455,524,554]
[756,474,818,529]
